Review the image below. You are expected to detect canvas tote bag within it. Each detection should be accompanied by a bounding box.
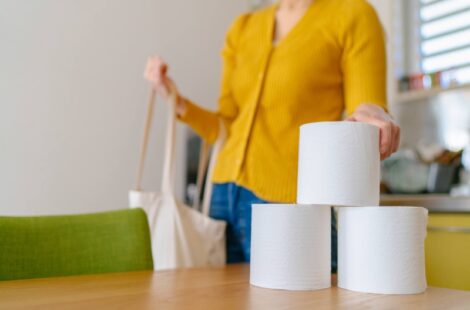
[129,89,226,270]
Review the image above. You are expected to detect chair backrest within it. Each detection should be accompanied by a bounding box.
[0,209,153,281]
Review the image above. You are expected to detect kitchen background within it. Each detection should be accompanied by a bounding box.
[1,0,470,216]
[186,0,470,203]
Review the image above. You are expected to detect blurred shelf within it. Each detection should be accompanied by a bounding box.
[396,83,470,103]
[380,194,470,213]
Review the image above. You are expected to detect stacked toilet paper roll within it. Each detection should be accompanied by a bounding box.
[297,122,380,206]
[250,121,428,294]
[250,204,331,290]
[337,207,428,294]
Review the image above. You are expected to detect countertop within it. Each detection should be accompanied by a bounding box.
[381,194,470,213]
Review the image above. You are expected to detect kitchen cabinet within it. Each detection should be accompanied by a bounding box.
[426,214,470,291]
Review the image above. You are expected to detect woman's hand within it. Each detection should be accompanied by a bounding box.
[144,56,172,97]
[144,56,187,116]
[347,104,400,160]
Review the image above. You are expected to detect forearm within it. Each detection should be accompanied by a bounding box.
[177,97,221,144]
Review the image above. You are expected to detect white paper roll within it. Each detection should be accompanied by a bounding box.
[297,121,380,207]
[338,206,428,294]
[250,204,331,290]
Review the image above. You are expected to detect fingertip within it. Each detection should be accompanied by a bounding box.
[380,149,387,160]
[380,142,392,161]
[380,146,388,157]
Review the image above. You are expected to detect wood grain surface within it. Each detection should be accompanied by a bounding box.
[1,264,469,310]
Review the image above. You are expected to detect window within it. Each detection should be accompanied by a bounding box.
[420,0,470,81]
[398,0,470,90]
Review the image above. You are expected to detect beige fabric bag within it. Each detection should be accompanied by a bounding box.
[129,89,226,270]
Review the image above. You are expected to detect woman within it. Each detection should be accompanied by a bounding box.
[144,0,400,271]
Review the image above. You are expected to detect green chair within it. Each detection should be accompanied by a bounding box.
[0,209,153,281]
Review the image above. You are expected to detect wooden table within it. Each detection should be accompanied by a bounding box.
[1,264,469,309]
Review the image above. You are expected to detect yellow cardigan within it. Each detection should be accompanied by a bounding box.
[180,0,387,203]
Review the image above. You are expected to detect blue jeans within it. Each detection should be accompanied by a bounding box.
[210,183,338,272]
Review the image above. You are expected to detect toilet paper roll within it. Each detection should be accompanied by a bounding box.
[338,206,428,294]
[250,204,331,291]
[297,121,380,207]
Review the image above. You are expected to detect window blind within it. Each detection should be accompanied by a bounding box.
[419,0,470,83]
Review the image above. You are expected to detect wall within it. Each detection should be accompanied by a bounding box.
[367,0,395,104]
[0,0,246,215]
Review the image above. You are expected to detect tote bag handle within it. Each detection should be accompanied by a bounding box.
[160,88,178,194]
[192,141,210,210]
[134,86,224,212]
[134,89,157,191]
[193,120,226,216]
[134,86,178,195]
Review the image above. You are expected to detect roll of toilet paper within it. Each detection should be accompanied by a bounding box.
[338,206,428,294]
[250,204,331,291]
[297,121,380,207]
